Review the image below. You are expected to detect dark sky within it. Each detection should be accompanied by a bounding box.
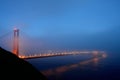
[0,0,120,51]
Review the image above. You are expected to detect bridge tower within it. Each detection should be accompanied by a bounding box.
[13,28,19,56]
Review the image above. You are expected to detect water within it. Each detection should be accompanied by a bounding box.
[26,50,120,80]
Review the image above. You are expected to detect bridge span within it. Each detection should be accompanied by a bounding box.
[19,50,106,59]
[0,28,107,59]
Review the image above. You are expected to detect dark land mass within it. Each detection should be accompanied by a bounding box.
[0,47,48,80]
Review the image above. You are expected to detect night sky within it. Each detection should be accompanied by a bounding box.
[0,0,120,51]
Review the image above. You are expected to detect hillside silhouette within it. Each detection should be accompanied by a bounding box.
[0,47,48,80]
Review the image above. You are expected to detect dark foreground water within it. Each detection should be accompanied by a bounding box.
[27,51,120,80]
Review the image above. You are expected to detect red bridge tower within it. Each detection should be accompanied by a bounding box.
[13,28,19,56]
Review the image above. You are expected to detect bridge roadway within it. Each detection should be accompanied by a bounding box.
[19,51,106,59]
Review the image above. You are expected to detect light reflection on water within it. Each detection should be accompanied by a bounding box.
[41,53,107,79]
[27,51,109,80]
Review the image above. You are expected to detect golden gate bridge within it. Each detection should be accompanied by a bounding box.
[0,28,107,59]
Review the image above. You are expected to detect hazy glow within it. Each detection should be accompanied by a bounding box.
[0,0,120,52]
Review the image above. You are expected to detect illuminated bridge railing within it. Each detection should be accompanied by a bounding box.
[19,50,106,59]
